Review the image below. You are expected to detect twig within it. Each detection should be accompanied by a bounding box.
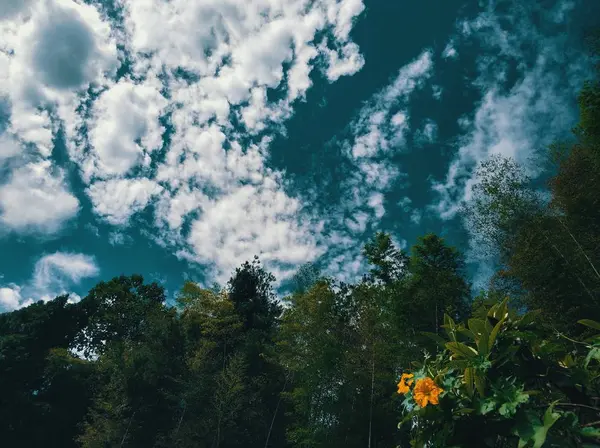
[554,403,600,413]
[120,410,137,447]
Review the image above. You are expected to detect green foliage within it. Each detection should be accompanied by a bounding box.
[363,231,409,284]
[398,302,600,447]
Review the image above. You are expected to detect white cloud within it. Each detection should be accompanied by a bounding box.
[0,0,34,20]
[313,50,434,280]
[0,251,99,312]
[85,80,168,180]
[0,133,20,162]
[24,0,117,91]
[398,196,412,211]
[442,41,458,59]
[431,0,591,220]
[0,0,369,287]
[430,0,592,288]
[108,231,133,246]
[0,161,79,234]
[348,50,433,159]
[0,0,118,238]
[184,181,325,283]
[410,209,422,225]
[88,178,163,226]
[0,284,31,311]
[33,252,99,291]
[0,0,118,150]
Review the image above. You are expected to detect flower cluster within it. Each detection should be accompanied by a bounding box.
[397,373,443,408]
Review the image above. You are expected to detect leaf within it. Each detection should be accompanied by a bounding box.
[579,319,600,331]
[453,408,475,415]
[446,342,478,359]
[581,427,600,440]
[468,319,488,338]
[474,371,486,397]
[468,319,490,355]
[457,328,477,341]
[585,347,600,368]
[532,405,561,448]
[464,367,474,397]
[488,316,506,352]
[421,331,447,348]
[488,297,509,321]
[519,310,541,327]
[498,387,529,417]
[444,313,456,329]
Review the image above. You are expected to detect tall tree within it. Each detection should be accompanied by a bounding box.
[403,234,471,337]
[0,296,93,447]
[78,277,184,447]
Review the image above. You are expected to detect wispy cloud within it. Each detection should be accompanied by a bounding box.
[430,0,593,288]
[321,50,435,281]
[0,251,99,312]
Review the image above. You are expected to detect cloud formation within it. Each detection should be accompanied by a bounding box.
[431,0,591,220]
[0,161,79,233]
[0,251,99,312]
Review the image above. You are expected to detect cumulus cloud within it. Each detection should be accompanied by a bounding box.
[0,0,118,237]
[0,251,99,312]
[1,0,369,286]
[0,284,31,311]
[88,178,163,226]
[442,41,458,59]
[0,0,34,20]
[73,0,367,283]
[86,80,167,179]
[0,161,79,233]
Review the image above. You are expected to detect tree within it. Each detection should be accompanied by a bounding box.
[362,232,409,284]
[0,296,93,447]
[74,275,166,357]
[403,234,471,337]
[78,277,184,447]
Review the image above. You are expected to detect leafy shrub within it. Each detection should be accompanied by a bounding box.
[398,298,600,447]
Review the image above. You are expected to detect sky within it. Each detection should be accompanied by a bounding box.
[0,0,599,311]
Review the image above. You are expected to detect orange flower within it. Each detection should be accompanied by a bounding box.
[413,377,443,407]
[397,373,414,394]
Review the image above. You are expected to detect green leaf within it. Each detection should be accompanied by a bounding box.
[474,371,486,397]
[579,319,600,331]
[468,319,490,355]
[468,319,488,338]
[519,310,541,327]
[421,331,447,348]
[581,427,600,440]
[457,328,476,341]
[488,316,506,352]
[585,347,600,368]
[446,342,478,359]
[532,405,561,448]
[444,313,456,328]
[464,367,474,397]
[498,388,529,417]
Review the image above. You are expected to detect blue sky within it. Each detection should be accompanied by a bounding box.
[0,0,599,311]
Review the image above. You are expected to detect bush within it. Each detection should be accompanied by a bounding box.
[397,298,600,447]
